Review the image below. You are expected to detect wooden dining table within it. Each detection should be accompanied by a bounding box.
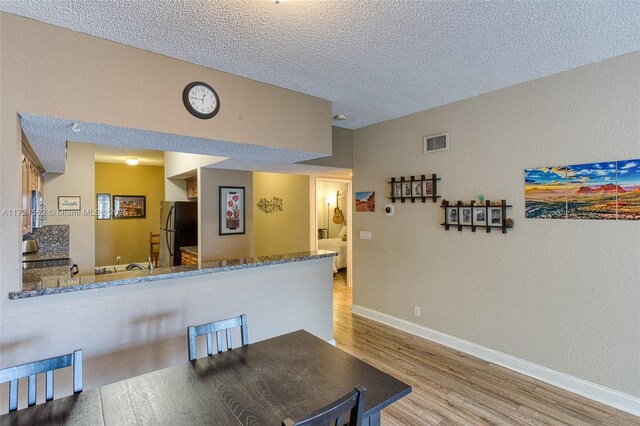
[1,330,411,425]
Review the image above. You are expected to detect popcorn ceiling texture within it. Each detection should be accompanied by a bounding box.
[1,1,639,130]
[19,114,324,174]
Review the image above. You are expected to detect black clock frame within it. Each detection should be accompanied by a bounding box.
[182,81,220,119]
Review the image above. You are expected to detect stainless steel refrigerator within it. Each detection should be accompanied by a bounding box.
[159,201,198,267]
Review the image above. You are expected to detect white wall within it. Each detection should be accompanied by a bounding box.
[42,142,95,274]
[352,52,640,399]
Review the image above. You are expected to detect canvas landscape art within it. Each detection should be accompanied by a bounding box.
[525,159,640,220]
[356,191,375,212]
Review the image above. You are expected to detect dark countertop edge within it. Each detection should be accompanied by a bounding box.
[9,251,337,300]
[21,252,71,262]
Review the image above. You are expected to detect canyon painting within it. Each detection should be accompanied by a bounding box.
[524,166,568,219]
[525,159,640,220]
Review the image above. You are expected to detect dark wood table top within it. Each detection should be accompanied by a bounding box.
[2,330,411,425]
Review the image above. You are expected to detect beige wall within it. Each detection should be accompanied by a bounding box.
[198,168,253,262]
[95,162,164,266]
[42,142,96,274]
[352,52,640,397]
[0,11,330,293]
[0,14,333,406]
[303,126,354,169]
[253,172,310,256]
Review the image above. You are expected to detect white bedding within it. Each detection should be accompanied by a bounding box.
[318,238,347,273]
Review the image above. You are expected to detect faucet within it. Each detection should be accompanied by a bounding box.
[147,256,154,272]
[125,263,145,271]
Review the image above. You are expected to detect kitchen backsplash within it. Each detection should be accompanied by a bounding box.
[23,224,69,255]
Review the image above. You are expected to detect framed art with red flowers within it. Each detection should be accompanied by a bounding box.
[219,186,245,235]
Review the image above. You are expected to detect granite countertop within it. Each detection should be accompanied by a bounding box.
[180,246,198,256]
[11,250,337,300]
[22,251,71,262]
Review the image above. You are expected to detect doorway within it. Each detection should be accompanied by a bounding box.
[314,177,352,288]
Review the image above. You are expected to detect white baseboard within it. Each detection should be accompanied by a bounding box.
[327,339,336,347]
[350,304,640,417]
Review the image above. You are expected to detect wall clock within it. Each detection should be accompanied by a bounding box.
[182,81,220,119]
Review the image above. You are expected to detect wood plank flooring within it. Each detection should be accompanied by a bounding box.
[331,271,640,426]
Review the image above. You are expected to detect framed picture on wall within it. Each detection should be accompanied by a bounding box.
[113,195,146,219]
[490,207,503,226]
[411,180,423,197]
[219,186,245,235]
[446,207,458,225]
[58,196,81,211]
[422,180,434,196]
[460,207,472,225]
[473,206,487,226]
[96,193,111,220]
[402,181,412,197]
[392,182,402,198]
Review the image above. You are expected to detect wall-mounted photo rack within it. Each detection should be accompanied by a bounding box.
[441,199,513,234]
[388,174,441,203]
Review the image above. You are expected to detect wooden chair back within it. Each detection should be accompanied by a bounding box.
[187,314,248,361]
[149,232,160,267]
[282,385,366,426]
[0,349,83,412]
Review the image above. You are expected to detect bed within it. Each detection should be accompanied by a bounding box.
[318,227,348,273]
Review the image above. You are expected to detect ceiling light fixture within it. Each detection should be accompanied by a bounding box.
[332,114,346,121]
[125,157,139,166]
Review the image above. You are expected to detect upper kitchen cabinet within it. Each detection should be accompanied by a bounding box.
[186,177,198,199]
[22,132,45,235]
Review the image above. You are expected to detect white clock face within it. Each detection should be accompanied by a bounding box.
[188,85,218,115]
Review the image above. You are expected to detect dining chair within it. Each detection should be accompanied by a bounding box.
[148,232,160,267]
[282,385,366,426]
[187,314,248,361]
[0,349,83,412]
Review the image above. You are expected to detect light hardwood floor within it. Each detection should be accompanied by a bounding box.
[332,271,639,426]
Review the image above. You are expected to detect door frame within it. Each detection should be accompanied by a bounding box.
[312,176,352,287]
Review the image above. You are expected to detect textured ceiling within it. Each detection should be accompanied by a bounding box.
[1,1,639,130]
[19,114,325,174]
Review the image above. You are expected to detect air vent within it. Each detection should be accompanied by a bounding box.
[423,132,449,154]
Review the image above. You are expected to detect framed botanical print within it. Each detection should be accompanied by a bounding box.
[219,186,245,235]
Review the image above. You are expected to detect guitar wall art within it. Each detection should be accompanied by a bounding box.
[333,191,345,223]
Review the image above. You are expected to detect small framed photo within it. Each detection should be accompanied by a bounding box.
[220,186,245,235]
[460,207,472,225]
[113,195,146,219]
[402,181,412,197]
[411,180,423,197]
[392,182,402,198]
[422,180,434,196]
[446,207,458,225]
[490,207,503,226]
[473,207,487,226]
[96,193,111,220]
[58,196,81,211]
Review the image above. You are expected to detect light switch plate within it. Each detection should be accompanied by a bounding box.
[359,231,372,240]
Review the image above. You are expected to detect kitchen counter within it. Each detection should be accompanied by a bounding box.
[11,250,337,299]
[22,251,71,262]
[180,245,198,256]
